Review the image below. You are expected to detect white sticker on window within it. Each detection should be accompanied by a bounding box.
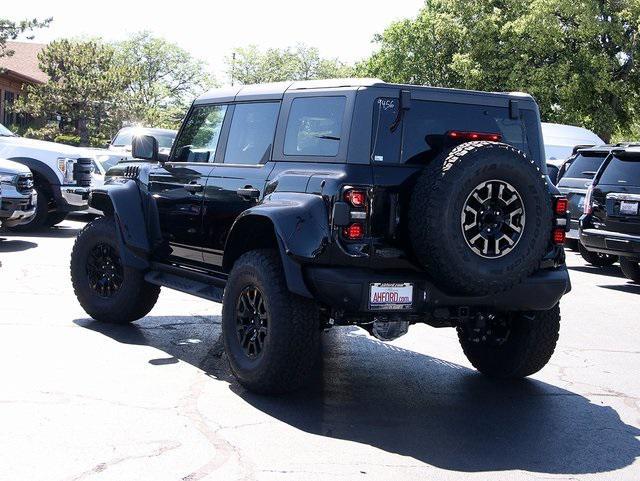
[374,155,384,162]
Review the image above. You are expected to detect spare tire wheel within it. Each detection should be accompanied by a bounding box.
[409,141,553,296]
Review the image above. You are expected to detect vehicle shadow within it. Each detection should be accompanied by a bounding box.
[0,239,38,252]
[568,264,626,279]
[75,315,640,475]
[599,283,640,294]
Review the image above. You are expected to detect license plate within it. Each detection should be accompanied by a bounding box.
[369,283,413,311]
[620,201,639,216]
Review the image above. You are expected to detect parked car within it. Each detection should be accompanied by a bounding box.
[107,127,177,158]
[0,158,36,228]
[70,79,570,395]
[0,122,93,230]
[580,145,640,282]
[556,145,618,265]
[543,122,604,163]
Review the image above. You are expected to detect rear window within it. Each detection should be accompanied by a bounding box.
[599,155,640,186]
[371,98,534,164]
[564,153,607,179]
[284,96,346,157]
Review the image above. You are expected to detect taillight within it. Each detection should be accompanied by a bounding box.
[448,131,502,142]
[344,189,366,208]
[583,185,594,214]
[553,228,566,245]
[343,223,364,240]
[554,197,569,215]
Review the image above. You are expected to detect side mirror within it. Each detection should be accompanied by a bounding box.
[132,135,159,161]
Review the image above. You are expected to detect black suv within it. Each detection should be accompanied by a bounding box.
[70,79,571,394]
[557,145,619,266]
[580,145,640,283]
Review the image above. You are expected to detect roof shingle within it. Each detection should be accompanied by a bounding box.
[0,41,48,84]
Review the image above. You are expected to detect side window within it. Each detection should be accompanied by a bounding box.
[284,96,346,157]
[172,104,227,163]
[224,102,280,165]
[371,97,401,163]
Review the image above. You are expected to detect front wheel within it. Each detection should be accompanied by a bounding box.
[70,216,160,323]
[579,243,617,267]
[620,258,640,283]
[222,249,320,395]
[457,305,561,378]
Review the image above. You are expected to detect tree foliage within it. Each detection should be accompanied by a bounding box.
[116,31,214,128]
[0,17,51,60]
[226,43,354,85]
[359,0,640,141]
[15,39,128,146]
[15,34,214,146]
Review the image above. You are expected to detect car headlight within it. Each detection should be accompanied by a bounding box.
[0,173,17,185]
[57,157,76,184]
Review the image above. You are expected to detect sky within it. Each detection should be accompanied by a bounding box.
[4,0,425,82]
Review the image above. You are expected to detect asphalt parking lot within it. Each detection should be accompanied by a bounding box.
[1,217,639,481]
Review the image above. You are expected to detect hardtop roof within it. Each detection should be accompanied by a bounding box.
[194,78,535,104]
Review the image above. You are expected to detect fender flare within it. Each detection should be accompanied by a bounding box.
[90,180,156,270]
[7,157,62,198]
[224,192,331,298]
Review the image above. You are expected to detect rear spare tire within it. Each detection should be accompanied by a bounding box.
[409,141,553,295]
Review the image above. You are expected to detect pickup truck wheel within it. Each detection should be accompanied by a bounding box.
[70,216,160,323]
[222,249,320,395]
[409,141,553,295]
[457,304,560,378]
[578,242,617,267]
[4,186,49,232]
[620,258,640,283]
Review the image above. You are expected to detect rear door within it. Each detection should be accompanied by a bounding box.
[557,152,608,219]
[149,103,228,267]
[201,101,280,266]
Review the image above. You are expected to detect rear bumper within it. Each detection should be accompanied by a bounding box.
[580,228,640,259]
[305,266,571,313]
[567,219,580,240]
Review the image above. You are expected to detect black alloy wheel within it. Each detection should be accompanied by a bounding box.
[86,242,124,298]
[235,285,269,359]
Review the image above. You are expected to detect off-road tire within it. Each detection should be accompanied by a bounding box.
[620,258,640,283]
[45,212,68,227]
[578,242,617,267]
[222,249,320,395]
[70,216,160,323]
[457,304,561,378]
[409,141,553,295]
[5,185,50,232]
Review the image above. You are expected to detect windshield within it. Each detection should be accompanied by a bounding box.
[112,130,175,149]
[564,153,607,179]
[0,123,16,136]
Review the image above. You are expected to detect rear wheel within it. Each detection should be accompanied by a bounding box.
[222,249,320,394]
[457,305,560,378]
[409,141,553,295]
[70,216,160,323]
[578,243,617,267]
[620,258,640,283]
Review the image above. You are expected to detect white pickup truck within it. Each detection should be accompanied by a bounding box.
[0,123,94,230]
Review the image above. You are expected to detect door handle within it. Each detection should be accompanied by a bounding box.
[185,183,204,193]
[237,187,260,200]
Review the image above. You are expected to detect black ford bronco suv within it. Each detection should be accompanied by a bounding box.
[70,79,571,394]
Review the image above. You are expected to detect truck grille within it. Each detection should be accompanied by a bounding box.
[16,173,34,194]
[73,158,93,187]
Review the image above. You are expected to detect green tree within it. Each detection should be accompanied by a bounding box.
[15,39,129,146]
[0,17,51,61]
[359,0,640,142]
[115,32,215,128]
[226,43,354,85]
